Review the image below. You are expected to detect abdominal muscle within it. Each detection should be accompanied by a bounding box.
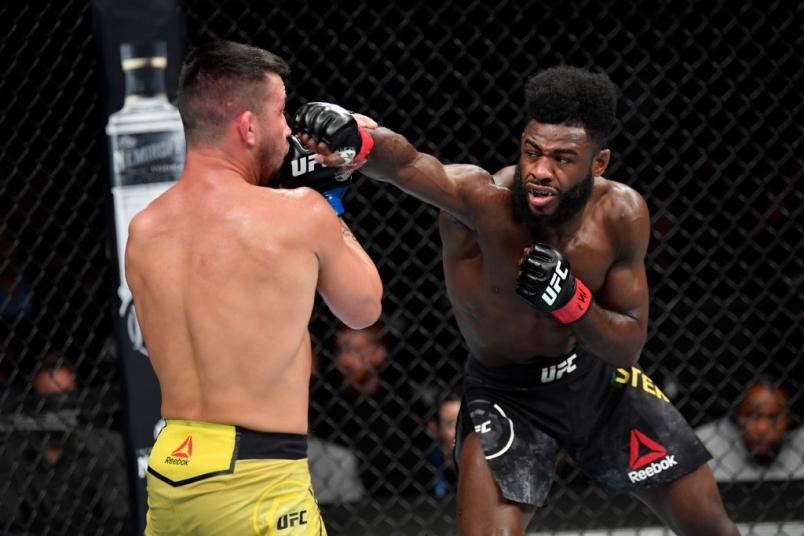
[452,300,576,366]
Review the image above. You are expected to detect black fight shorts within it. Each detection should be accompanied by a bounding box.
[455,348,711,506]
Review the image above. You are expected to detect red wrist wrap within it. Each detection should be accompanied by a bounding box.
[355,127,374,161]
[552,278,592,324]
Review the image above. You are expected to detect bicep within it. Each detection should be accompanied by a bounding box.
[313,209,382,328]
[597,258,649,324]
[596,199,651,324]
[316,219,361,293]
[364,128,478,225]
[393,154,474,222]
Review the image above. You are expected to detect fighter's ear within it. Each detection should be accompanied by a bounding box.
[236,110,257,148]
[593,148,611,177]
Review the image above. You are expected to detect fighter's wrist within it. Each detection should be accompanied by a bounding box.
[551,277,592,324]
[355,126,374,162]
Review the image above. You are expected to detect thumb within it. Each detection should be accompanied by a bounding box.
[319,153,347,167]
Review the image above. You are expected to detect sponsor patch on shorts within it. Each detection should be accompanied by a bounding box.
[148,421,236,486]
[626,428,678,483]
[612,367,670,402]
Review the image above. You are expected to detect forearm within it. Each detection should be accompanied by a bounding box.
[361,127,421,186]
[570,303,646,368]
[294,103,469,217]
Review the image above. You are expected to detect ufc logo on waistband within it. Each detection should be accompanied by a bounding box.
[277,510,308,530]
[541,261,568,305]
[291,155,317,176]
[541,354,577,383]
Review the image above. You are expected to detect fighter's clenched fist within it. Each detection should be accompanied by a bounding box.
[516,242,592,324]
[293,102,374,165]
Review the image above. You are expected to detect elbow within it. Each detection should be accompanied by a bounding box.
[613,319,647,368]
[343,297,382,330]
[620,338,646,368]
[600,349,641,370]
[344,280,383,330]
[623,349,642,368]
[593,338,644,369]
[364,298,383,328]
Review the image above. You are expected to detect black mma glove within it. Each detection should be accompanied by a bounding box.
[279,135,352,216]
[516,243,592,324]
[293,102,374,165]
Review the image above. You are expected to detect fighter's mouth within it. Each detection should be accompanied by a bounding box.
[526,184,557,198]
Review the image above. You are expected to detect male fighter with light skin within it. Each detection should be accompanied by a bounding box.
[125,41,382,535]
[294,67,739,535]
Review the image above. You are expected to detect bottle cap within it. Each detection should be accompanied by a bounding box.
[120,41,167,70]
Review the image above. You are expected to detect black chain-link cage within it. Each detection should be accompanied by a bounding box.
[1,1,802,534]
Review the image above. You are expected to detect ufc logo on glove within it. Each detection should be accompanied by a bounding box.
[290,154,318,176]
[540,261,568,306]
[516,243,592,324]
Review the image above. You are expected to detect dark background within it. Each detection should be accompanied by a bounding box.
[0,0,801,534]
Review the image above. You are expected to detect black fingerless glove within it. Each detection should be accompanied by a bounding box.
[515,243,592,324]
[293,102,374,165]
[279,135,352,215]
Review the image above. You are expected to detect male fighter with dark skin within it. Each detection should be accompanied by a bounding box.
[125,41,382,534]
[295,68,739,535]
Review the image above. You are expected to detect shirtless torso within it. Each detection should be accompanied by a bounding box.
[293,92,737,535]
[440,164,647,365]
[126,71,381,435]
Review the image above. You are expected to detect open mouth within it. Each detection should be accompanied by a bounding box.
[526,184,557,207]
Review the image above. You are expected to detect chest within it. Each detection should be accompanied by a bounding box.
[443,203,614,295]
[490,230,610,290]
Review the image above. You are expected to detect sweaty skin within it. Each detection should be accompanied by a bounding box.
[353,120,650,369]
[125,73,382,434]
[301,117,738,536]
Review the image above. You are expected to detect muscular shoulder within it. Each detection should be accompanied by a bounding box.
[127,201,164,242]
[445,163,514,209]
[597,179,648,221]
[445,163,494,191]
[594,178,650,254]
[441,164,500,225]
[270,185,323,207]
[273,187,341,235]
[127,183,188,242]
[491,165,516,188]
[125,203,168,274]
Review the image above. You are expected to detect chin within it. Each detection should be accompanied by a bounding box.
[529,205,556,217]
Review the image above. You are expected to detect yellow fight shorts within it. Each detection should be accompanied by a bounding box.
[145,419,326,536]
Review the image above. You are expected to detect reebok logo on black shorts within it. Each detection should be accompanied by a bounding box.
[627,429,678,483]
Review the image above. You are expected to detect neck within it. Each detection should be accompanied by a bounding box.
[182,144,259,186]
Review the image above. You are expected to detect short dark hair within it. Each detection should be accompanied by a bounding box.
[177,40,289,144]
[438,390,462,408]
[524,66,618,146]
[743,376,791,403]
